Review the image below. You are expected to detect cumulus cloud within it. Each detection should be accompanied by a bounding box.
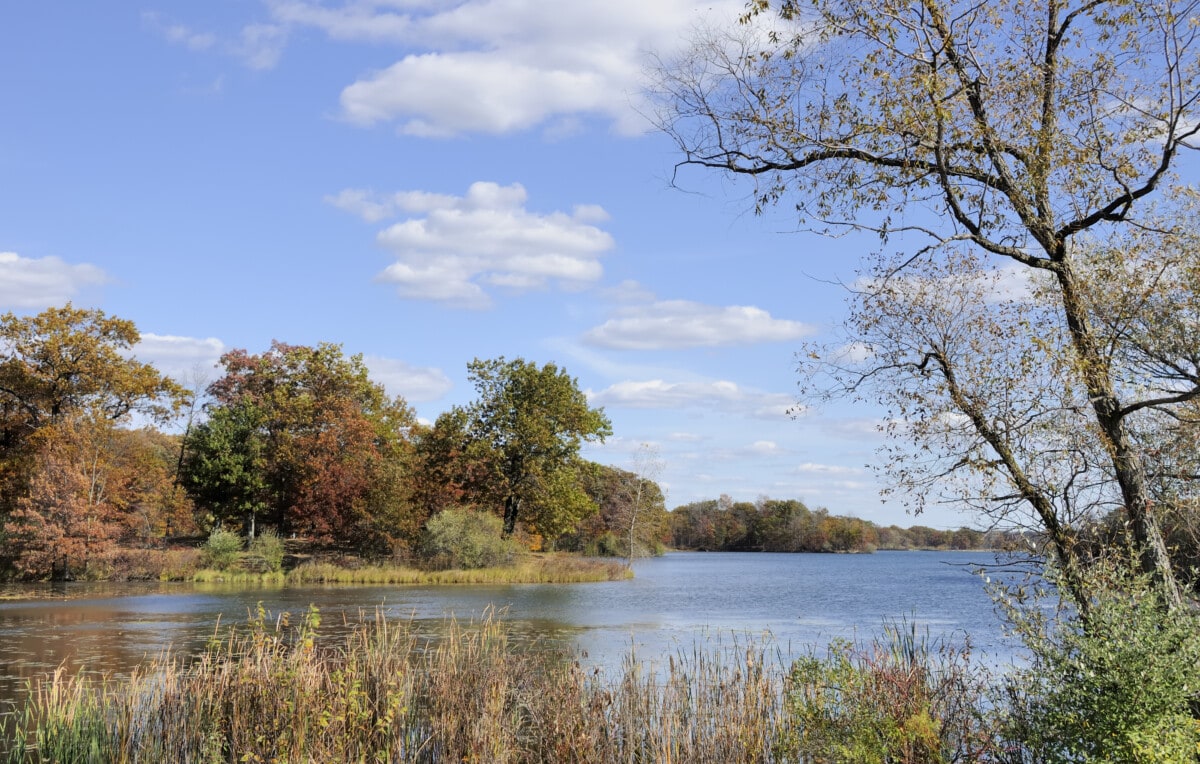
[134,334,226,382]
[0,252,109,309]
[587,379,794,420]
[585,299,814,350]
[264,0,745,136]
[156,1,753,133]
[363,355,452,402]
[330,182,612,308]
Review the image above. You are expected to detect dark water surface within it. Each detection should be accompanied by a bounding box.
[0,551,1020,709]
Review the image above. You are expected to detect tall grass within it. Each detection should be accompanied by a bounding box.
[6,608,797,763]
[283,555,631,585]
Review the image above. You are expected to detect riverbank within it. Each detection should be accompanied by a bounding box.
[0,543,631,586]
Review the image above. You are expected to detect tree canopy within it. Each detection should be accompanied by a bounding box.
[0,304,188,448]
[182,342,418,549]
[450,357,612,538]
[0,305,188,520]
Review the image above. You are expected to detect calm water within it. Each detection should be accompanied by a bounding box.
[0,551,1022,708]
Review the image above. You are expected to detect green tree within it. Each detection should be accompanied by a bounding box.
[655,0,1200,607]
[181,402,269,537]
[457,357,611,538]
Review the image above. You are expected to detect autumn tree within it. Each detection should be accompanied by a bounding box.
[453,357,612,539]
[655,0,1200,606]
[0,305,188,514]
[182,342,418,550]
[2,415,188,579]
[568,460,668,558]
[412,408,481,519]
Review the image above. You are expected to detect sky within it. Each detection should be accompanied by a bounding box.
[0,1,974,529]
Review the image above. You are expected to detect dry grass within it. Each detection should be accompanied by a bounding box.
[5,608,794,763]
[282,555,632,585]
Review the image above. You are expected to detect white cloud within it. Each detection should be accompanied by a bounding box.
[587,379,794,420]
[792,462,864,475]
[832,341,875,364]
[600,279,657,304]
[235,23,288,69]
[0,252,109,309]
[144,12,285,69]
[363,355,452,402]
[142,12,217,51]
[265,0,745,136]
[331,182,612,308]
[856,262,1043,306]
[585,300,814,350]
[157,0,749,132]
[134,334,226,382]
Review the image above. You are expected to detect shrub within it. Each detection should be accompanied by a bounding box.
[248,529,284,572]
[998,564,1200,763]
[420,509,518,570]
[781,621,998,763]
[201,527,243,570]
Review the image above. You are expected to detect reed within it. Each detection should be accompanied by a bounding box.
[283,556,632,585]
[5,609,795,763]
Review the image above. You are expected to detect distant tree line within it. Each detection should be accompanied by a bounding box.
[668,496,1022,554]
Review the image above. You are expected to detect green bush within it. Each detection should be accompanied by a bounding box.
[248,528,285,572]
[420,509,518,570]
[781,621,998,763]
[201,527,243,570]
[998,565,1200,763]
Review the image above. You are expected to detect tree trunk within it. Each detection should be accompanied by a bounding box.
[1055,260,1183,608]
[502,496,520,537]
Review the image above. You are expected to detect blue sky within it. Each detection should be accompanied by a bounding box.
[0,1,969,529]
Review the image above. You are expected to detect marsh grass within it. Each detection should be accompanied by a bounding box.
[6,608,796,763]
[184,554,628,588]
[225,555,632,586]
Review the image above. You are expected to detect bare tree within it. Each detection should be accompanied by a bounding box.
[622,443,666,566]
[654,0,1200,606]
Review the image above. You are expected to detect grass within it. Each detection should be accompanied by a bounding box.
[5,608,793,763]
[190,554,632,586]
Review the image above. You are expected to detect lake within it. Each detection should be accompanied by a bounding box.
[0,550,1024,710]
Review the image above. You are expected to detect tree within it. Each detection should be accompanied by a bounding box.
[619,445,667,564]
[6,415,127,579]
[569,459,668,558]
[182,402,270,537]
[655,0,1200,607]
[457,357,612,538]
[182,342,419,549]
[0,305,188,513]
